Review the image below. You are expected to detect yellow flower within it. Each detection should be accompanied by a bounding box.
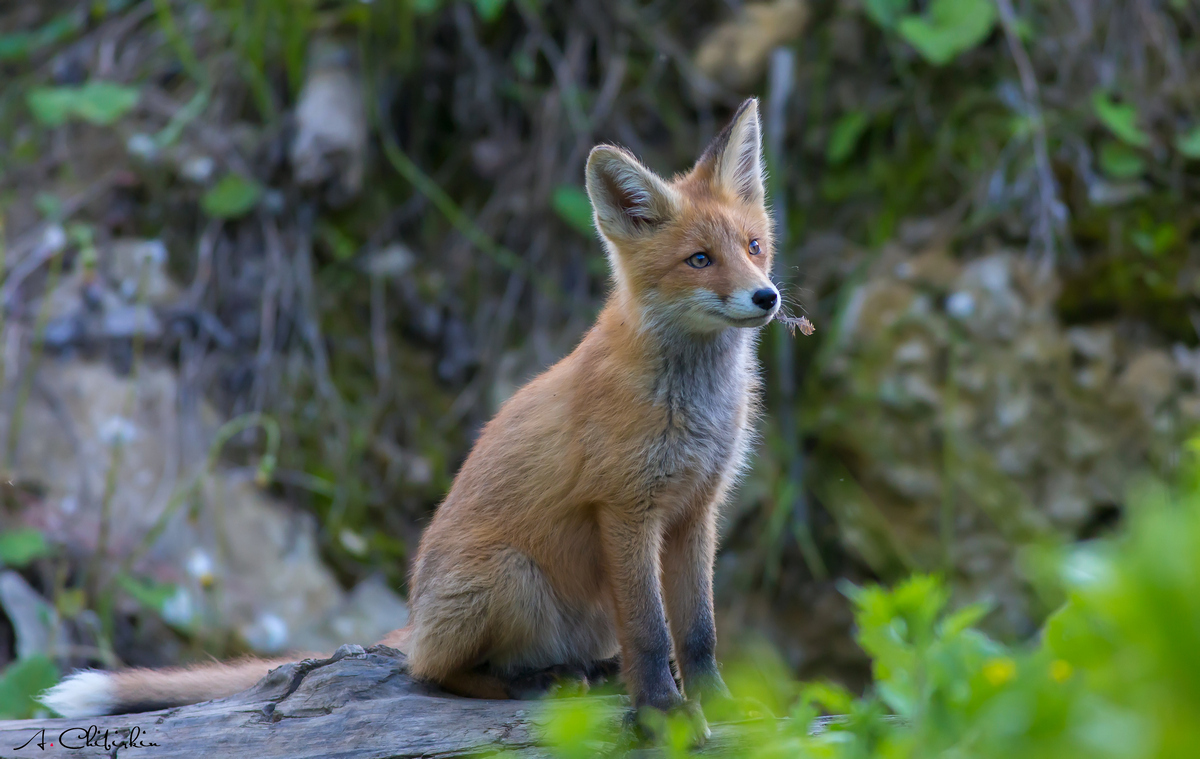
[1050,659,1073,683]
[982,657,1017,686]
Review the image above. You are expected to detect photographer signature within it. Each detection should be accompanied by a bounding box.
[12,725,159,751]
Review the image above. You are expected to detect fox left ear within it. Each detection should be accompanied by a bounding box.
[696,98,765,206]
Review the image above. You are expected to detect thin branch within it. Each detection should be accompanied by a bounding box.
[995,0,1067,275]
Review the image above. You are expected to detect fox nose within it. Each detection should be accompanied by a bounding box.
[751,288,778,311]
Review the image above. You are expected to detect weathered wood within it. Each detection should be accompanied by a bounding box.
[0,645,553,758]
[0,645,837,758]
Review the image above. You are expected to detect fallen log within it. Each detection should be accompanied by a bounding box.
[0,645,548,758]
[0,645,839,758]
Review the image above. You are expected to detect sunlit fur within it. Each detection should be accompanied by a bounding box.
[40,99,777,719]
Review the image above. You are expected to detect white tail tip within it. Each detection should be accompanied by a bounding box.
[39,671,116,718]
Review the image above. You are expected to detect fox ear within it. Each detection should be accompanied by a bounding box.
[586,146,679,240]
[696,98,765,205]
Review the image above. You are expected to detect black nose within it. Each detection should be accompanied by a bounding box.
[751,288,778,310]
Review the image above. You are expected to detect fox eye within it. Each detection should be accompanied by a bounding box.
[686,252,711,269]
[749,239,761,255]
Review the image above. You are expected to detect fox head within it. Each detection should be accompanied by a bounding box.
[585,98,777,334]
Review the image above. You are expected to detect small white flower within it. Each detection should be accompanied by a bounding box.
[99,416,138,446]
[180,156,215,183]
[946,291,975,319]
[126,133,158,160]
[41,225,67,254]
[140,239,168,264]
[340,528,368,556]
[186,549,215,587]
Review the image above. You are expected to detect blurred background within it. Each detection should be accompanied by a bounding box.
[0,0,1197,717]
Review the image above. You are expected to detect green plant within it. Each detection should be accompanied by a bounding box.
[533,434,1200,758]
[201,173,264,218]
[26,81,140,127]
[0,528,51,567]
[0,656,59,719]
[865,0,997,66]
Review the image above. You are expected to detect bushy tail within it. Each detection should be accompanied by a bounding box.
[40,626,416,718]
[39,655,301,718]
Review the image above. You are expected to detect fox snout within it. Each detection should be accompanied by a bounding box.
[717,283,779,326]
[750,287,778,311]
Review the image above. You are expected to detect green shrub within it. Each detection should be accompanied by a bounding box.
[536,437,1200,758]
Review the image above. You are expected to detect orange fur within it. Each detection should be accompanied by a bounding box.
[404,97,777,712]
[42,98,777,718]
[110,656,302,709]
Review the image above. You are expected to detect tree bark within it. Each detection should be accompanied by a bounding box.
[0,645,550,758]
[0,645,839,758]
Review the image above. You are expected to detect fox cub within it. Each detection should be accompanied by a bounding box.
[43,98,779,724]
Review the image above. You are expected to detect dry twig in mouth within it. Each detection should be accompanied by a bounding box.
[777,314,816,336]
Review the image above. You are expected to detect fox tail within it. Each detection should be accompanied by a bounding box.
[39,655,299,718]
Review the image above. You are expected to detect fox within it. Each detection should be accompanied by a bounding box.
[41,98,780,727]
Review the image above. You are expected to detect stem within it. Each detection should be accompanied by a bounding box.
[6,246,64,468]
[121,413,280,574]
[995,0,1065,273]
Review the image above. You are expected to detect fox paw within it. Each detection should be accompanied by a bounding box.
[623,699,710,747]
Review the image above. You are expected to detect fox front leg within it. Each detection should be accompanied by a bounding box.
[597,509,683,714]
[662,507,730,703]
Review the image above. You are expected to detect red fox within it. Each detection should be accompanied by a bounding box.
[42,98,779,724]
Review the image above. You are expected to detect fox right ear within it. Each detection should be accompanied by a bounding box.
[585,146,679,241]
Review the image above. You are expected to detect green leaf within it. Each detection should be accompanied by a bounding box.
[0,528,51,568]
[0,32,33,61]
[551,185,594,238]
[1098,141,1146,179]
[0,13,81,61]
[56,587,86,619]
[1092,92,1150,148]
[473,0,509,22]
[116,573,177,613]
[896,0,997,66]
[27,81,140,127]
[34,192,63,220]
[939,600,993,636]
[0,655,59,719]
[827,111,870,166]
[863,0,910,29]
[317,221,358,261]
[201,174,263,218]
[1175,126,1200,159]
[413,0,441,14]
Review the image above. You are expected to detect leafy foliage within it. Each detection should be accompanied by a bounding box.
[536,436,1200,758]
[0,528,51,568]
[865,0,996,65]
[1099,141,1146,179]
[1092,92,1151,149]
[551,185,594,238]
[26,81,140,127]
[826,111,870,166]
[201,174,263,218]
[896,0,997,66]
[1175,127,1200,160]
[0,656,59,719]
[0,13,82,62]
[115,573,179,615]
